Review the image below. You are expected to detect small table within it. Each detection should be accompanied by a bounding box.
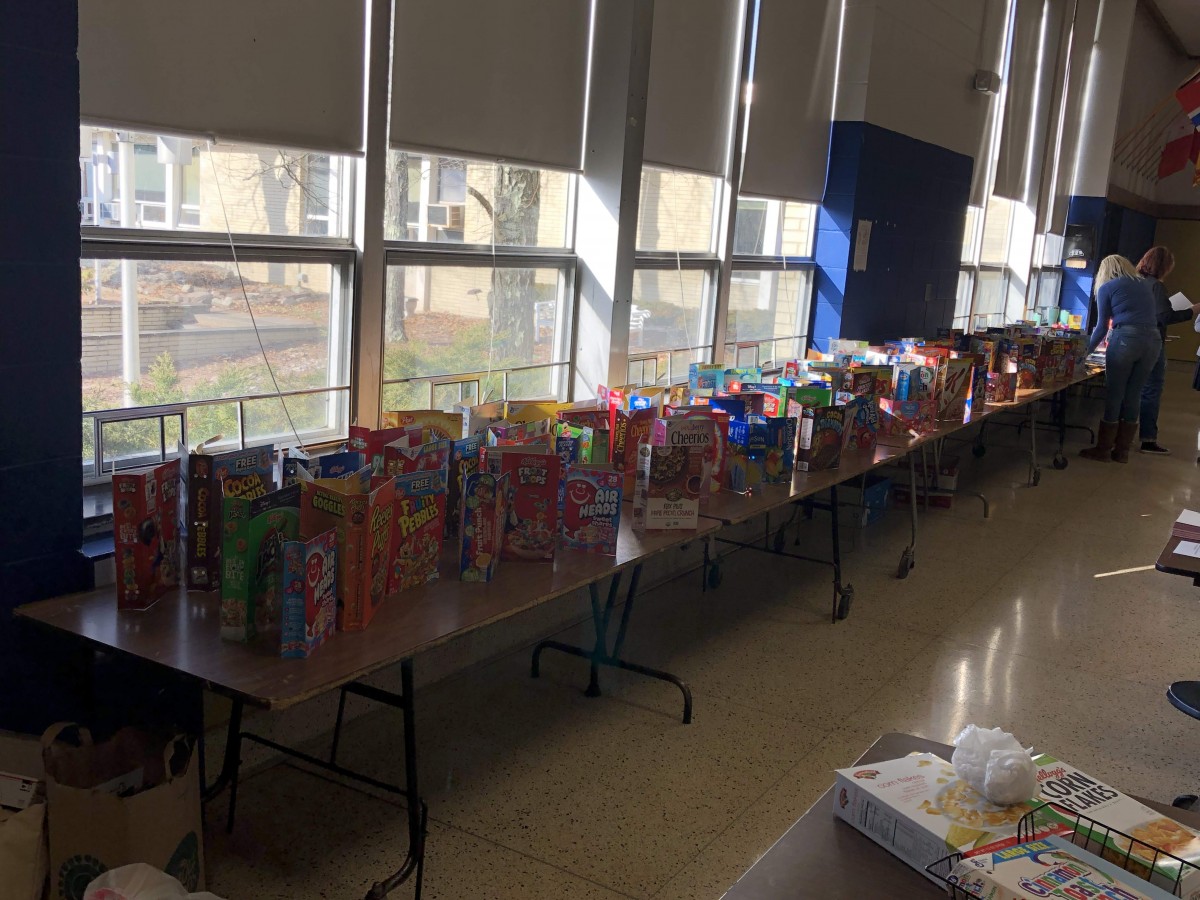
[723,732,1200,899]
[1155,525,1200,809]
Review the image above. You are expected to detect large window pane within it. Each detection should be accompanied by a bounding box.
[961,206,983,264]
[637,167,720,253]
[973,269,1007,319]
[630,268,715,357]
[954,269,975,326]
[980,196,1013,265]
[81,258,346,414]
[725,268,812,367]
[733,198,816,257]
[383,151,572,249]
[80,126,351,238]
[382,264,570,408]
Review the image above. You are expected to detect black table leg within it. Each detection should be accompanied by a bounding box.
[531,563,693,724]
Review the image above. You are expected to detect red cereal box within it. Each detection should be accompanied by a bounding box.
[383,434,451,477]
[113,459,181,611]
[387,469,447,593]
[560,465,622,555]
[481,446,560,561]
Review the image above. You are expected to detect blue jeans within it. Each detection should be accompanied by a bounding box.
[1139,338,1167,440]
[1103,325,1160,423]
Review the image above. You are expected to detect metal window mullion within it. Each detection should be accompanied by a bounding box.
[81,227,354,255]
[80,240,355,267]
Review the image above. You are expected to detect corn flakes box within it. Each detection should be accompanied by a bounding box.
[387,469,446,594]
[560,465,622,555]
[833,753,1042,886]
[481,446,560,562]
[948,835,1179,900]
[459,471,511,582]
[1032,754,1200,899]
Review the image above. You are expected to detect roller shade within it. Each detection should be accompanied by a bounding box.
[79,0,367,155]
[739,0,841,203]
[970,0,1015,207]
[389,0,591,170]
[1048,0,1100,233]
[994,0,1069,206]
[644,0,745,176]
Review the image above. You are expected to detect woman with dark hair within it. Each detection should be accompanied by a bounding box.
[1135,245,1199,454]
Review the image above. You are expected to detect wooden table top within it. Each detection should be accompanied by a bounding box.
[1156,533,1200,582]
[723,731,1200,899]
[16,518,719,710]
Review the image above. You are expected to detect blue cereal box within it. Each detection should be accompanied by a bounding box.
[280,528,337,659]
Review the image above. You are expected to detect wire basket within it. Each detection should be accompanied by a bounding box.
[926,803,1200,898]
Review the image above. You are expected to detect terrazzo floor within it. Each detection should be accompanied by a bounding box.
[206,364,1200,899]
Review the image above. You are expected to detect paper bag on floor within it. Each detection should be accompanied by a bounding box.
[42,724,204,900]
[0,801,48,900]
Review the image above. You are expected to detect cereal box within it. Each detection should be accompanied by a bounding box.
[304,451,367,480]
[555,422,594,468]
[796,406,845,472]
[667,405,730,495]
[879,397,937,435]
[481,447,560,561]
[557,407,610,465]
[1032,753,1200,899]
[611,407,658,496]
[220,483,300,643]
[349,424,422,475]
[842,395,879,452]
[445,435,481,539]
[688,363,723,393]
[185,443,274,590]
[560,465,622,555]
[725,419,788,489]
[457,400,507,438]
[939,357,976,422]
[459,471,511,582]
[485,418,553,447]
[947,835,1180,900]
[383,435,451,477]
[381,409,464,440]
[633,417,715,531]
[986,372,1018,404]
[280,528,337,659]
[787,385,835,411]
[387,469,447,593]
[113,459,181,611]
[833,753,1042,886]
[722,367,762,391]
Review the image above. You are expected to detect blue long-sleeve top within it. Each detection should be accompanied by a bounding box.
[1087,275,1157,353]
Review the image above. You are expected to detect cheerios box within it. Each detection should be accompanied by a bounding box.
[833,753,1042,885]
[1032,753,1200,899]
[633,417,715,531]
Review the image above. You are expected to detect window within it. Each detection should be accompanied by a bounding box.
[79,127,352,238]
[384,151,574,249]
[733,198,816,258]
[628,267,715,385]
[80,125,355,482]
[725,267,812,368]
[980,195,1014,265]
[961,206,983,265]
[953,270,975,329]
[380,261,573,411]
[636,167,721,253]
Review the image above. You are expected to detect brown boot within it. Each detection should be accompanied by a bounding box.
[1080,420,1118,461]
[1111,420,1138,463]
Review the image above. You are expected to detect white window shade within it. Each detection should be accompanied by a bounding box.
[389,0,591,171]
[79,0,367,155]
[739,0,841,203]
[644,0,745,176]
[994,0,1069,206]
[1048,0,1100,234]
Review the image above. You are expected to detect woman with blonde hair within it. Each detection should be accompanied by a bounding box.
[1080,254,1160,462]
[1135,245,1199,454]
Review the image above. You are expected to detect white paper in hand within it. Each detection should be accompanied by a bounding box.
[1169,292,1191,312]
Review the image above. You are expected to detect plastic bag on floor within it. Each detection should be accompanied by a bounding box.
[84,863,225,900]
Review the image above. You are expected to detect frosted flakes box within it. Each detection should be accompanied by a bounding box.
[833,753,1042,886]
[560,465,622,555]
[947,835,1180,900]
[1032,753,1200,899]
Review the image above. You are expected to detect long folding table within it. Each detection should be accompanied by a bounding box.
[15,518,718,899]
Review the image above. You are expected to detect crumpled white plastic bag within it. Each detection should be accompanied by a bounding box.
[951,725,1037,806]
[84,864,225,900]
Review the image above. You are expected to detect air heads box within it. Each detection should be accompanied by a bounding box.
[560,465,622,556]
[280,528,337,659]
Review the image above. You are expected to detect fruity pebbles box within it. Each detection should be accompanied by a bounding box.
[560,465,622,555]
[387,469,447,593]
[833,753,1042,886]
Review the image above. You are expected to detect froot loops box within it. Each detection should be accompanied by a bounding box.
[480,446,560,562]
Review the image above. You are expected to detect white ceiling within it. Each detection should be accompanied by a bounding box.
[1155,0,1200,57]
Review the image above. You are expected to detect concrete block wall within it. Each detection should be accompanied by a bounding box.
[0,0,92,731]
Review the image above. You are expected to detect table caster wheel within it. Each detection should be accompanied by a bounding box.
[1052,455,1068,470]
[772,528,787,553]
[707,564,723,589]
[897,549,914,579]
[836,587,854,621]
[1173,794,1199,811]
[1031,468,1042,486]
[972,444,986,458]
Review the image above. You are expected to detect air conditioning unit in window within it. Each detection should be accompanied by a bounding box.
[445,203,465,230]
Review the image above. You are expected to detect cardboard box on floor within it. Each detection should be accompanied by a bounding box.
[0,730,46,900]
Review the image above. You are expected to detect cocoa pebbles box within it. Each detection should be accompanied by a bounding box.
[633,417,715,531]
